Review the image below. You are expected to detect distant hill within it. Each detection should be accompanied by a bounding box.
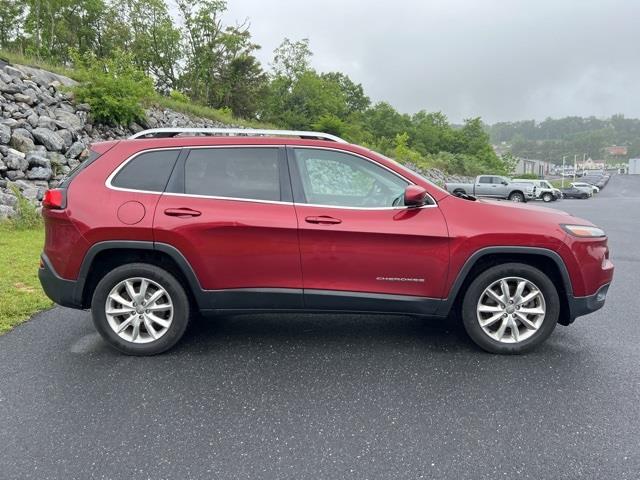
[488,115,640,162]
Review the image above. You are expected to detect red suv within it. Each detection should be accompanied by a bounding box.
[38,128,614,355]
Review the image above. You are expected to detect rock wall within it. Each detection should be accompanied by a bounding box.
[0,62,471,218]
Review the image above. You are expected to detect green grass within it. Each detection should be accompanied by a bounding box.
[153,96,276,130]
[0,49,79,80]
[0,224,52,334]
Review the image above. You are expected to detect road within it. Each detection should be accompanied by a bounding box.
[1,175,639,479]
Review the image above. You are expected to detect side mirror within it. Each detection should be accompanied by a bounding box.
[404,185,428,207]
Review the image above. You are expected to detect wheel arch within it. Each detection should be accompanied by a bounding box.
[439,247,573,325]
[78,241,203,309]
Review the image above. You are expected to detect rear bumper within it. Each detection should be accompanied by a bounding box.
[564,283,610,325]
[38,254,83,309]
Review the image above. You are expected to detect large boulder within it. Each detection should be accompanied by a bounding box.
[32,127,65,152]
[26,166,53,180]
[9,130,35,153]
[4,152,28,172]
[0,205,14,219]
[26,152,51,168]
[65,140,86,159]
[0,191,17,207]
[54,109,83,131]
[57,129,73,149]
[37,116,57,130]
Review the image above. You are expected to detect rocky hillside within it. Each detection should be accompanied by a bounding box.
[0,61,470,218]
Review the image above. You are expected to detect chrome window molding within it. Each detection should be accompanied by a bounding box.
[104,145,439,210]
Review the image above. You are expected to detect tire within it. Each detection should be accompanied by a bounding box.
[509,192,525,202]
[461,263,559,354]
[542,193,553,202]
[91,263,191,355]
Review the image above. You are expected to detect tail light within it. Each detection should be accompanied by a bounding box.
[42,189,67,209]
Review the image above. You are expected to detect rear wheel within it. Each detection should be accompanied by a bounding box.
[91,263,191,355]
[509,192,525,202]
[461,263,559,354]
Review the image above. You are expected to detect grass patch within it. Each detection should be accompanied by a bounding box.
[0,224,52,334]
[154,96,276,130]
[0,49,79,80]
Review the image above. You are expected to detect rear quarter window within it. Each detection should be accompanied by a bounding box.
[110,149,180,192]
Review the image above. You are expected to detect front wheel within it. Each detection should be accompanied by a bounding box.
[542,193,553,202]
[509,192,525,202]
[461,263,559,354]
[91,263,191,355]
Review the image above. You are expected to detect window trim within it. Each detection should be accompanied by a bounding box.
[105,145,438,210]
[286,146,437,210]
[105,145,292,205]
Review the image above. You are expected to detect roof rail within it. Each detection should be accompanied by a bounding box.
[128,127,348,143]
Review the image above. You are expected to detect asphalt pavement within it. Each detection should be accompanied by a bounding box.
[1,175,639,479]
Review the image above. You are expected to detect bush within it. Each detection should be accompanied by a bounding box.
[8,186,42,230]
[72,50,155,126]
[169,90,190,103]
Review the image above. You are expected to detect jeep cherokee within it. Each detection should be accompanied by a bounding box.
[38,128,614,355]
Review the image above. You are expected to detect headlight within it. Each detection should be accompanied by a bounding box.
[561,224,606,237]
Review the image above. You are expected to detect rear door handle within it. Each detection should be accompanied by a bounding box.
[305,215,342,225]
[164,207,202,218]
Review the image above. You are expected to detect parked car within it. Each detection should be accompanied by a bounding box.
[445,175,536,202]
[571,182,600,194]
[560,186,591,199]
[38,128,614,355]
[512,179,562,202]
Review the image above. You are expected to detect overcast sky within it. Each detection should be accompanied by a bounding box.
[217,0,639,123]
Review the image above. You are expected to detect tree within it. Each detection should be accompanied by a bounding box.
[177,0,266,117]
[0,0,23,48]
[271,37,312,83]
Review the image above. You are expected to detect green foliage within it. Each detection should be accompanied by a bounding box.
[72,50,155,125]
[515,173,540,179]
[169,89,189,103]
[3,2,509,176]
[8,186,42,230]
[489,114,640,161]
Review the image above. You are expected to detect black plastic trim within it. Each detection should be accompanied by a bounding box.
[304,289,442,316]
[437,246,574,316]
[38,254,83,308]
[567,283,609,323]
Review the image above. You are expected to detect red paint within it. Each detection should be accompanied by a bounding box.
[41,136,614,301]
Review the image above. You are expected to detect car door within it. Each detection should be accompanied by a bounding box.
[288,147,450,313]
[475,176,497,196]
[153,146,303,309]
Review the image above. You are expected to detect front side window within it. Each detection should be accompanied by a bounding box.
[185,148,280,201]
[293,148,408,208]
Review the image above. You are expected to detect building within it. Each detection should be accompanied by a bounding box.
[630,158,640,175]
[514,158,552,177]
[577,158,606,171]
[606,145,628,157]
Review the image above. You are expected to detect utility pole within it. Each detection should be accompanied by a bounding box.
[583,153,586,176]
[562,156,566,188]
[573,154,577,183]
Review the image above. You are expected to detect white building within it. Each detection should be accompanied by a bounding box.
[629,158,640,175]
[514,158,552,177]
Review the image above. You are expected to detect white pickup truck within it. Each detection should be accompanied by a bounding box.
[444,175,536,202]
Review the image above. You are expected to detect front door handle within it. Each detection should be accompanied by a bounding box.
[305,215,342,225]
[164,207,202,218]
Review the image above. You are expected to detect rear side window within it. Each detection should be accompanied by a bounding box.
[184,148,281,201]
[478,176,493,184]
[111,150,180,192]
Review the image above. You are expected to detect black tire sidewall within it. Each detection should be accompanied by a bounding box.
[91,263,190,355]
[461,263,559,354]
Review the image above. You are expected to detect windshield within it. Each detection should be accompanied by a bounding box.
[371,150,449,195]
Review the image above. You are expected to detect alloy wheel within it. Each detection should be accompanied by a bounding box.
[105,277,174,344]
[476,276,546,343]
